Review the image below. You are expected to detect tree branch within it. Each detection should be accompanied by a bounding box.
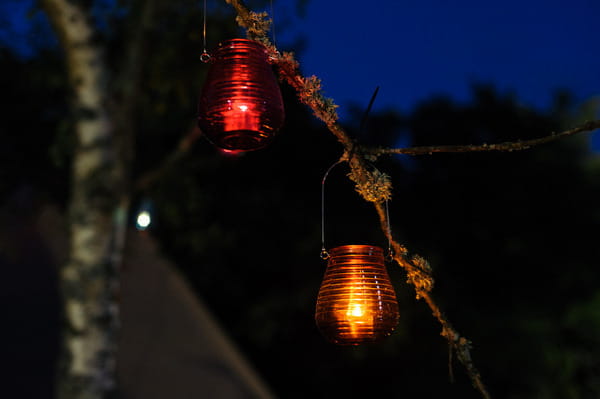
[367,119,600,157]
[135,124,202,192]
[373,201,492,399]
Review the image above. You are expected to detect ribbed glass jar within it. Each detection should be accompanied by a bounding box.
[197,39,285,151]
[315,245,399,345]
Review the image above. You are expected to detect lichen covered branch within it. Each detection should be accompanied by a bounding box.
[367,119,600,157]
[374,202,491,399]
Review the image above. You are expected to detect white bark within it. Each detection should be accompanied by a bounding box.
[41,0,126,398]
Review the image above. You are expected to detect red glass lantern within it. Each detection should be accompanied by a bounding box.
[197,39,285,151]
[315,245,399,345]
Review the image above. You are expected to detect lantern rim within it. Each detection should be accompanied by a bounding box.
[327,244,384,256]
[215,38,269,54]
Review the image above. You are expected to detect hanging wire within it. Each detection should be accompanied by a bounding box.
[364,160,394,261]
[269,0,278,49]
[384,198,394,262]
[200,0,211,62]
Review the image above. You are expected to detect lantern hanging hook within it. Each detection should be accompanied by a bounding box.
[200,0,211,62]
[200,51,211,63]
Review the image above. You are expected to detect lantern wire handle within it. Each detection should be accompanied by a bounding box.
[200,0,211,62]
[320,160,344,260]
[321,160,394,261]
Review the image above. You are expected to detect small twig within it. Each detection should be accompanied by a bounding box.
[367,120,600,157]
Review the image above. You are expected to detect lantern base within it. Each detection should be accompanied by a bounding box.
[211,130,273,152]
[316,322,385,346]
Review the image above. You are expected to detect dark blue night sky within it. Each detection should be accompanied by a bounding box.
[285,0,600,118]
[2,0,599,146]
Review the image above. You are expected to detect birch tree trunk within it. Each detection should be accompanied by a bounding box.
[41,1,129,398]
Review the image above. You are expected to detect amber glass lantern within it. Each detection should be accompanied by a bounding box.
[315,245,399,345]
[197,38,285,151]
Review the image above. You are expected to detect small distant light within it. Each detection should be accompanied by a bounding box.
[136,210,151,231]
